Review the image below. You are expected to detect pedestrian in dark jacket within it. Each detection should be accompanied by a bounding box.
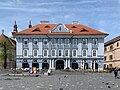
[114,67,118,78]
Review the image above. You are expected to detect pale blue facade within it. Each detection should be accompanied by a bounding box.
[14,23,107,71]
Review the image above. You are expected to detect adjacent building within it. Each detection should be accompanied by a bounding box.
[104,36,120,69]
[0,33,16,69]
[12,21,108,71]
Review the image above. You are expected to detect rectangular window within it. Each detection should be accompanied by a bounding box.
[110,45,113,50]
[65,49,69,57]
[82,49,87,57]
[58,50,62,57]
[104,48,107,51]
[109,55,113,60]
[117,42,119,47]
[58,39,62,45]
[33,49,38,57]
[51,39,56,45]
[104,56,106,61]
[65,39,69,45]
[43,49,48,57]
[73,39,77,45]
[23,39,28,47]
[51,49,56,57]
[82,39,87,45]
[93,39,98,45]
[92,49,97,57]
[33,39,38,45]
[72,49,77,57]
[23,49,28,57]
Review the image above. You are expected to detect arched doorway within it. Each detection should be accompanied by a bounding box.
[56,60,64,69]
[22,60,29,68]
[84,63,89,69]
[72,60,78,69]
[32,60,39,68]
[42,60,49,69]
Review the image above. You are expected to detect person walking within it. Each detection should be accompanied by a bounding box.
[114,67,118,78]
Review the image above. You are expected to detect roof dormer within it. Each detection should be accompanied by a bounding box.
[50,24,71,33]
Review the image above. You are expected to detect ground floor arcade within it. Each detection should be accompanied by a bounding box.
[16,58,104,71]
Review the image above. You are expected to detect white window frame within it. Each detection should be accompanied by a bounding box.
[65,39,69,45]
[72,49,77,57]
[51,49,56,57]
[82,39,87,45]
[58,49,62,57]
[73,39,77,45]
[33,49,38,57]
[58,39,62,45]
[92,49,97,57]
[65,49,69,57]
[93,39,98,45]
[23,49,28,57]
[43,49,48,57]
[82,49,87,57]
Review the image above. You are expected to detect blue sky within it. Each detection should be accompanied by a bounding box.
[0,0,120,42]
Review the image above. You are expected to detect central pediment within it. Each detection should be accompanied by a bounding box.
[49,24,72,33]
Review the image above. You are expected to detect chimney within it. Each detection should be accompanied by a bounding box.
[72,21,79,24]
[40,20,50,24]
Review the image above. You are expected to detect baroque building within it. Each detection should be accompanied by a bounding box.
[104,36,120,69]
[12,21,108,71]
[0,33,16,69]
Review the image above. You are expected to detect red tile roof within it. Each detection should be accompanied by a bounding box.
[104,36,120,46]
[15,24,108,35]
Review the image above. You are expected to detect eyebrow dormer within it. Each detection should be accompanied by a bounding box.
[32,27,41,32]
[80,28,88,32]
[50,24,71,33]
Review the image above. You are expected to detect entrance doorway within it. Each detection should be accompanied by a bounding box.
[72,60,78,69]
[22,60,29,68]
[32,60,39,68]
[42,60,49,69]
[56,60,64,69]
[32,63,39,68]
[84,63,89,69]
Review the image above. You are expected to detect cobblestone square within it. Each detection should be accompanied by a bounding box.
[0,71,120,90]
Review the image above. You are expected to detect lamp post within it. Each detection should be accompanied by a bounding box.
[0,42,7,69]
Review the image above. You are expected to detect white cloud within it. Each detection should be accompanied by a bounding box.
[64,15,71,19]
